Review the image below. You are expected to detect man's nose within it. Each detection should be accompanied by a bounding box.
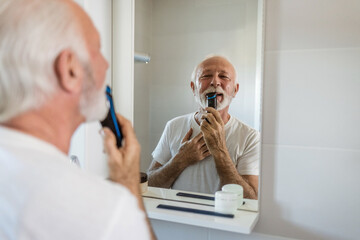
[210,76,221,87]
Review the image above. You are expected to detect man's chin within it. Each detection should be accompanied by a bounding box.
[82,108,108,123]
[80,96,108,123]
[217,99,231,111]
[93,107,108,122]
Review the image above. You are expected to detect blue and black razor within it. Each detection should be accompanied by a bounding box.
[206,93,217,109]
[100,86,123,147]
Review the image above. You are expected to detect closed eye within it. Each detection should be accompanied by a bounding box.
[219,75,230,80]
[200,75,212,79]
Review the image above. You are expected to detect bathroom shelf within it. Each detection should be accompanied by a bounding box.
[142,187,259,234]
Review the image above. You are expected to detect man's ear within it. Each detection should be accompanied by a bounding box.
[55,50,83,93]
[190,81,195,95]
[233,83,239,97]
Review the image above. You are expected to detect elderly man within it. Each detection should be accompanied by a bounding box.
[0,0,155,239]
[148,56,260,199]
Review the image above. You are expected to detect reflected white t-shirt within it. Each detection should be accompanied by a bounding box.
[0,126,150,240]
[152,113,260,194]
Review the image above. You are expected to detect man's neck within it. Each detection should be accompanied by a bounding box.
[3,105,83,154]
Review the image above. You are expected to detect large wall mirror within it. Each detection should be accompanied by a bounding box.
[134,0,264,212]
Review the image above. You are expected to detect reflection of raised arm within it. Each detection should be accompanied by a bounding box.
[148,128,211,188]
[201,108,259,199]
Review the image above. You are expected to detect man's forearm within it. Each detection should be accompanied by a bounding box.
[213,149,258,199]
[147,154,189,188]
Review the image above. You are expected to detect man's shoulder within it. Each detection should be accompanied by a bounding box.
[0,144,141,231]
[61,162,135,202]
[0,138,135,204]
[228,117,260,137]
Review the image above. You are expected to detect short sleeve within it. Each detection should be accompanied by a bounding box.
[236,130,260,175]
[151,121,172,165]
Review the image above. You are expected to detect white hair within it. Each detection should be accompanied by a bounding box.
[0,0,89,122]
[190,54,238,84]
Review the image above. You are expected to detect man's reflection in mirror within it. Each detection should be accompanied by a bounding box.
[147,55,260,199]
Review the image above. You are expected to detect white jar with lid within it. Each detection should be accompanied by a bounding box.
[214,191,238,214]
[221,184,244,208]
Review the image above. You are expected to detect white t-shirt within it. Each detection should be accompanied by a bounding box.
[152,113,260,194]
[0,126,150,240]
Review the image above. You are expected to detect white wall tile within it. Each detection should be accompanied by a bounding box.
[263,48,360,149]
[257,144,360,239]
[265,0,360,51]
[152,0,247,36]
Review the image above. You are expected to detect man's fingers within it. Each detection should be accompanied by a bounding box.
[103,127,120,156]
[200,144,208,152]
[205,107,223,124]
[202,113,217,125]
[115,113,138,148]
[202,148,210,154]
[198,137,206,146]
[204,151,211,158]
[200,120,210,133]
[182,128,193,143]
[192,132,204,142]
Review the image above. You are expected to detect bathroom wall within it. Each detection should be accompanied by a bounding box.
[257,0,360,239]
[146,0,360,239]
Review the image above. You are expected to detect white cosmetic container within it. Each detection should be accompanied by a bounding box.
[215,191,238,214]
[221,184,244,208]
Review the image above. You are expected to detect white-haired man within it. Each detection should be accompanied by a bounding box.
[148,56,260,199]
[0,0,155,239]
